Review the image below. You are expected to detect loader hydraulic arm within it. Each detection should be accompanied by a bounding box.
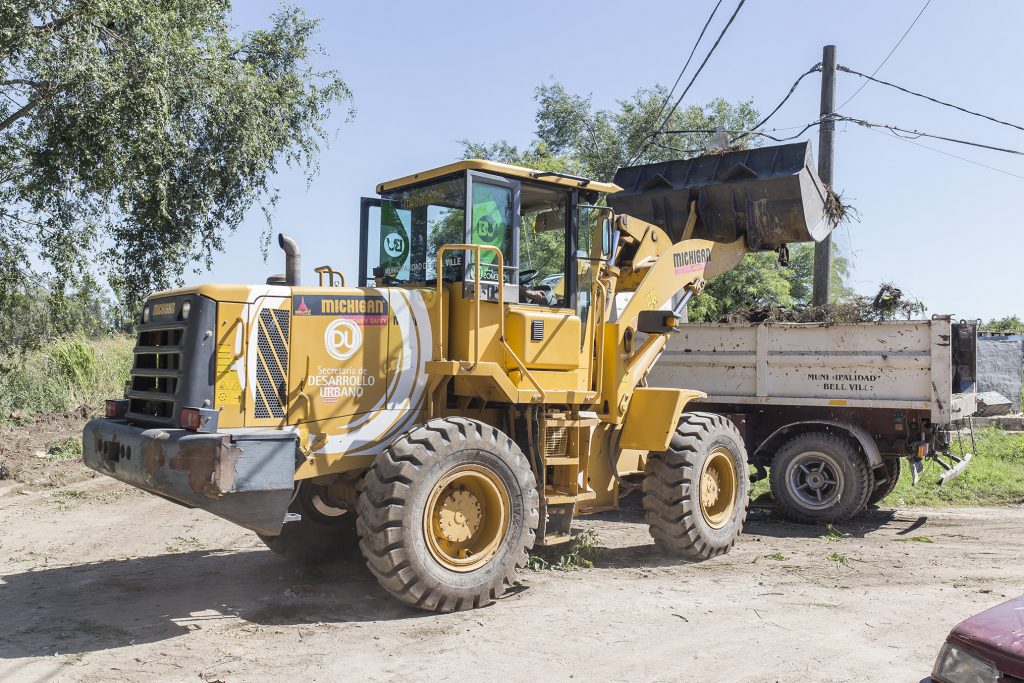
[594,209,750,424]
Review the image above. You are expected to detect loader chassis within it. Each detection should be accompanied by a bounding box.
[84,144,832,611]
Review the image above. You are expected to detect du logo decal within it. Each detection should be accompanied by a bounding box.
[324,318,362,361]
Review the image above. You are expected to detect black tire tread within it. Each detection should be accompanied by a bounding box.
[642,411,749,560]
[769,431,872,524]
[355,417,539,613]
[868,457,902,506]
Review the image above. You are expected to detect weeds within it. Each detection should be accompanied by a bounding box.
[826,552,851,567]
[895,536,934,543]
[526,530,602,571]
[46,437,83,462]
[821,525,850,541]
[763,552,787,561]
[165,536,203,553]
[0,335,133,424]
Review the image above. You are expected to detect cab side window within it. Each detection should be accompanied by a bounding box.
[518,185,569,308]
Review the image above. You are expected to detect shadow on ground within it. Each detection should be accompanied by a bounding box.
[0,547,431,659]
[1,498,922,659]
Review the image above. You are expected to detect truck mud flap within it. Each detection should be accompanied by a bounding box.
[83,419,297,536]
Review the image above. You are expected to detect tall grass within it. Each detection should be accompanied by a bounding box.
[885,427,1024,507]
[0,335,134,422]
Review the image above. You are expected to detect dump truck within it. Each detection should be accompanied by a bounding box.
[648,317,979,523]
[83,142,833,611]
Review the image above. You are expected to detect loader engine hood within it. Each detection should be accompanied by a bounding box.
[607,141,832,250]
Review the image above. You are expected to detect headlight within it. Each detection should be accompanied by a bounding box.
[142,305,151,323]
[932,641,998,683]
[180,300,191,320]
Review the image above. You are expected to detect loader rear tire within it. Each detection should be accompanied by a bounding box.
[258,482,358,565]
[642,412,749,560]
[356,418,539,612]
[868,457,902,506]
[769,432,871,524]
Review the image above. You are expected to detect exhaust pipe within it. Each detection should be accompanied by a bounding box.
[278,233,301,286]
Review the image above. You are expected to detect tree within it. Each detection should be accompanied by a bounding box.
[981,316,1024,334]
[1,1,352,350]
[460,81,851,318]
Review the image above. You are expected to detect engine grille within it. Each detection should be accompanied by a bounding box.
[126,295,215,426]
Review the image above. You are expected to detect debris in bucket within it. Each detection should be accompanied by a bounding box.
[720,283,925,324]
[824,186,860,227]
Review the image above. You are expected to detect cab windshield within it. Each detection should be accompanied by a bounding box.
[376,176,466,284]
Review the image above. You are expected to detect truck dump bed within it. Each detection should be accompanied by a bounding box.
[649,316,977,425]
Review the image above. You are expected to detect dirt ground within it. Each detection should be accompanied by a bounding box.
[2,462,1022,683]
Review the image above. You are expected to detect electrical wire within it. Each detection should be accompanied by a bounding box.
[833,114,1024,156]
[626,0,747,166]
[835,0,932,110]
[731,63,822,143]
[658,119,824,145]
[837,65,1024,133]
[863,125,1024,182]
[647,0,725,137]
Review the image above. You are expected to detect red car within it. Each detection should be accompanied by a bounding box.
[931,595,1024,683]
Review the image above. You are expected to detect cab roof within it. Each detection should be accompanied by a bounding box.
[375,159,623,195]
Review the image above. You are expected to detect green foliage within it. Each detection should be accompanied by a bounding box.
[46,436,83,461]
[526,530,602,571]
[0,334,134,422]
[1,1,352,350]
[883,428,1024,507]
[980,316,1024,334]
[460,81,853,317]
[825,551,851,566]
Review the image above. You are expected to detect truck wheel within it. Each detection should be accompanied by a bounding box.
[868,458,902,506]
[769,432,871,524]
[258,482,358,565]
[356,417,539,612]
[642,412,749,560]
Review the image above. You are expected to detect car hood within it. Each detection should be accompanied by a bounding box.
[950,595,1024,676]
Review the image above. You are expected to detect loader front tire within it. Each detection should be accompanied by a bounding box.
[769,432,871,524]
[356,418,539,612]
[642,412,749,560]
[258,482,359,565]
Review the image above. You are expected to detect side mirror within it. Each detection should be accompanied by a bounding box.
[601,218,614,260]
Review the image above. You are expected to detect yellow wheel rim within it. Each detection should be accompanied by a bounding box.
[423,464,510,572]
[699,448,738,529]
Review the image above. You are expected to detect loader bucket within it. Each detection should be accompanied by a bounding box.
[607,141,831,250]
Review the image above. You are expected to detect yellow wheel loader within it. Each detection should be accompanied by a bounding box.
[84,142,832,612]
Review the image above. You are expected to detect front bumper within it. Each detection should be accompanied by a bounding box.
[83,419,298,535]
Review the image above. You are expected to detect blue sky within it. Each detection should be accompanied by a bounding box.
[190,0,1024,321]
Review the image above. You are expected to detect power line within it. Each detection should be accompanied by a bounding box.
[648,0,725,136]
[837,65,1024,134]
[626,0,747,166]
[661,120,823,144]
[835,0,932,111]
[862,125,1024,182]
[834,114,1024,155]
[731,63,822,144]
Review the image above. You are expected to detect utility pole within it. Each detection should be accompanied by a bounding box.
[812,44,836,307]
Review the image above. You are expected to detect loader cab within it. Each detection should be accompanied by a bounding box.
[358,160,618,399]
[358,160,618,316]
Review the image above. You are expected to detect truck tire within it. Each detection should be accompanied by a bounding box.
[258,482,358,565]
[642,412,749,560]
[356,417,539,612]
[769,432,871,524]
[868,457,902,506]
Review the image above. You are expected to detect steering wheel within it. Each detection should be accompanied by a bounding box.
[519,268,538,285]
